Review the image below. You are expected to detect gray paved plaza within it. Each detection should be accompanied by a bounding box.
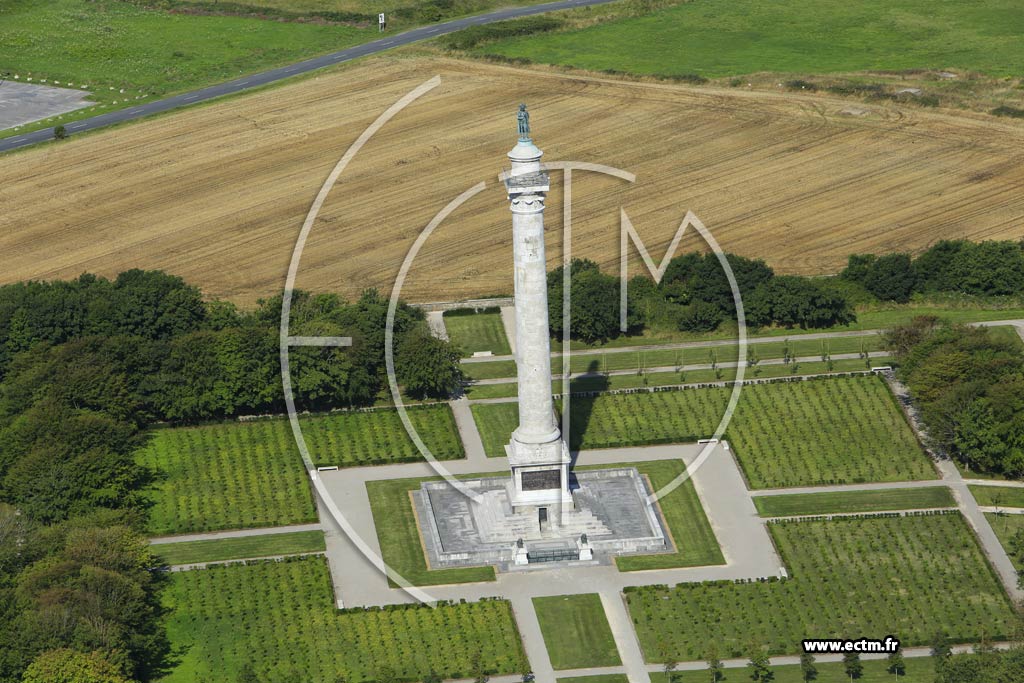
[0,81,92,130]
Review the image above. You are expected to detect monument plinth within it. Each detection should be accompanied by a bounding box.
[504,107,572,512]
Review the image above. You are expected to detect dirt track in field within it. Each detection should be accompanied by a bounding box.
[2,56,1023,305]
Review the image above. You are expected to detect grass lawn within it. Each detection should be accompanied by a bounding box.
[600,460,723,571]
[364,475,496,586]
[650,658,934,682]
[470,402,519,458]
[472,375,934,488]
[444,308,512,356]
[140,405,462,535]
[985,513,1024,572]
[560,677,628,683]
[753,486,955,517]
[152,530,325,565]
[480,0,1024,78]
[627,513,1016,661]
[462,335,884,381]
[533,594,621,670]
[970,485,1024,508]
[987,325,1024,349]
[161,556,527,682]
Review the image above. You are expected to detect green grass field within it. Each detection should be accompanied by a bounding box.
[464,358,889,400]
[471,375,933,488]
[986,513,1024,572]
[560,677,629,683]
[649,658,934,682]
[753,486,955,517]
[364,475,497,586]
[970,485,1024,508]
[533,594,621,670]
[605,460,723,571]
[140,405,462,535]
[470,402,519,458]
[161,557,527,682]
[153,530,326,565]
[627,513,1015,661]
[0,1,368,114]
[444,309,512,356]
[480,0,1024,78]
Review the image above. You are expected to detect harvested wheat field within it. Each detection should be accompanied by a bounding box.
[2,56,1023,305]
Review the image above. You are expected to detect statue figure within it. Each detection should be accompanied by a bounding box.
[517,103,530,140]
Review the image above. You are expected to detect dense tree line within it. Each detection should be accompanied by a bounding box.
[0,270,463,683]
[548,254,854,343]
[549,240,1024,344]
[933,644,1024,683]
[842,239,1024,303]
[886,317,1024,477]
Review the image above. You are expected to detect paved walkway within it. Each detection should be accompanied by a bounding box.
[148,522,322,545]
[449,396,490,465]
[427,311,449,341]
[316,441,780,602]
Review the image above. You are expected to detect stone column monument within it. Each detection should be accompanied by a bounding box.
[504,104,574,513]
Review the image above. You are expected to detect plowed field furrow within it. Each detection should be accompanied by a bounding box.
[1,57,1022,304]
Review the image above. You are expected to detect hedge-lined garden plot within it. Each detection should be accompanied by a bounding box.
[140,420,316,535]
[986,513,1024,573]
[444,308,512,356]
[141,405,463,534]
[471,376,933,487]
[627,513,1015,661]
[753,486,954,517]
[161,557,527,682]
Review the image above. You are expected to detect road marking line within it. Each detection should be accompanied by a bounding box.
[8,135,24,142]
[184,95,198,101]
[238,80,250,85]
[382,40,395,45]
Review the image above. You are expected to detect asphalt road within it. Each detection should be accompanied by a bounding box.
[0,0,619,154]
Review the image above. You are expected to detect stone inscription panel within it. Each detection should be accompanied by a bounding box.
[522,469,561,491]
